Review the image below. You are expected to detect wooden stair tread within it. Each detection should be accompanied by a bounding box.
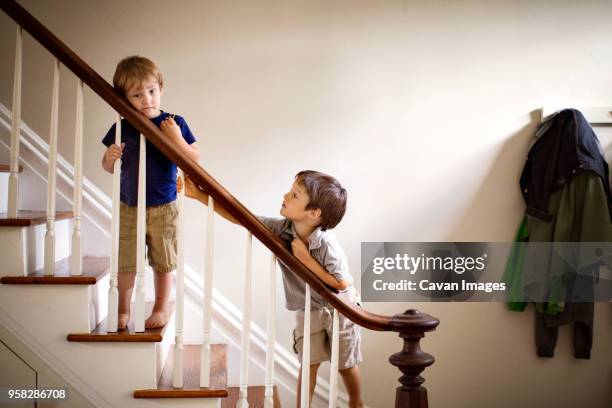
[134,344,228,398]
[0,210,72,226]
[67,302,174,342]
[0,256,109,285]
[223,385,281,407]
[0,163,23,173]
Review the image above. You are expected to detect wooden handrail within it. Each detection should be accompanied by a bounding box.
[1,1,439,405]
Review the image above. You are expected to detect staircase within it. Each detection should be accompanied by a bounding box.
[0,1,440,407]
[0,167,221,407]
[0,165,283,407]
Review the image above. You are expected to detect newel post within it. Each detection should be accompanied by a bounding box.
[389,309,439,408]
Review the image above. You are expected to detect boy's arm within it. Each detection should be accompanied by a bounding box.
[179,176,240,225]
[101,143,124,174]
[183,176,346,289]
[160,117,200,163]
[291,239,350,290]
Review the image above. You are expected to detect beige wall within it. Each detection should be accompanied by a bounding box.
[1,1,611,406]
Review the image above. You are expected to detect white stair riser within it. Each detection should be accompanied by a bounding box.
[0,218,71,277]
[0,285,92,337]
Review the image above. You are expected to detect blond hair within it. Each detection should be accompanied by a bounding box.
[112,56,163,96]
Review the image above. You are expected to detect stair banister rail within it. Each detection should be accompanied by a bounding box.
[238,231,253,407]
[328,308,340,407]
[300,285,312,408]
[106,114,122,333]
[200,195,215,387]
[7,25,22,218]
[1,1,439,406]
[173,169,186,387]
[134,133,147,333]
[43,57,59,276]
[264,254,277,408]
[69,79,84,275]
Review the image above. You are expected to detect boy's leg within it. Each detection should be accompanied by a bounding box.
[118,271,136,330]
[144,201,178,329]
[293,308,331,407]
[339,365,364,408]
[334,310,363,408]
[296,362,320,408]
[144,269,173,328]
[117,203,137,330]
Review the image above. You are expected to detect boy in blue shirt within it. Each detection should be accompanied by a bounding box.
[180,171,364,407]
[101,56,199,329]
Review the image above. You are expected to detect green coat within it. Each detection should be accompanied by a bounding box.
[504,171,612,314]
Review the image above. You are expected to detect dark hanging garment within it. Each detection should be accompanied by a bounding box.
[510,172,612,359]
[520,109,612,222]
[509,110,612,359]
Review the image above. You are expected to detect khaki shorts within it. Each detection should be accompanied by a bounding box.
[119,201,178,273]
[293,306,362,370]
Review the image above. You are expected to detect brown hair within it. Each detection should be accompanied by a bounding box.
[295,170,347,230]
[112,56,163,96]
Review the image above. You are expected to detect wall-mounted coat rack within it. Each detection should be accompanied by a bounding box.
[541,106,612,124]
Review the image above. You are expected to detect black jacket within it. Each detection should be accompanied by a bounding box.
[520,109,612,221]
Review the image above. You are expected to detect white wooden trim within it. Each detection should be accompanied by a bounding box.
[328,308,339,408]
[264,254,277,408]
[238,231,253,408]
[7,26,22,218]
[134,133,146,333]
[200,196,215,387]
[70,80,84,276]
[172,170,185,388]
[541,106,612,124]
[44,59,60,276]
[300,284,311,408]
[106,114,121,333]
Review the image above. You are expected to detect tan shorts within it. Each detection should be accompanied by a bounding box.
[293,306,362,370]
[119,201,178,273]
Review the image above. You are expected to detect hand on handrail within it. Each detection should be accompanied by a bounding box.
[177,174,202,199]
[178,175,240,225]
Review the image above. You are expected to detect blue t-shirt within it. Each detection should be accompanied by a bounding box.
[101,111,196,207]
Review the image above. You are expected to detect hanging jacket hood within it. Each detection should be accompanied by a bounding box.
[520,109,612,221]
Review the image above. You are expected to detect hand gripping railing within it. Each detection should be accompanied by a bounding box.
[1,1,439,406]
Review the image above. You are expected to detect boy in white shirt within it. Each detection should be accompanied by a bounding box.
[182,170,363,407]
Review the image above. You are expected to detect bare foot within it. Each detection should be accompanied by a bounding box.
[118,313,130,330]
[145,310,170,329]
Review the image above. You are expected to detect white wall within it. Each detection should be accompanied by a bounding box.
[1,1,611,407]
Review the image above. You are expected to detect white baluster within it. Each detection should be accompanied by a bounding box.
[264,254,277,408]
[44,58,60,276]
[7,26,22,218]
[172,170,185,388]
[107,114,121,332]
[70,80,84,275]
[300,284,311,408]
[200,195,215,387]
[134,133,146,333]
[328,308,339,408]
[238,232,253,408]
